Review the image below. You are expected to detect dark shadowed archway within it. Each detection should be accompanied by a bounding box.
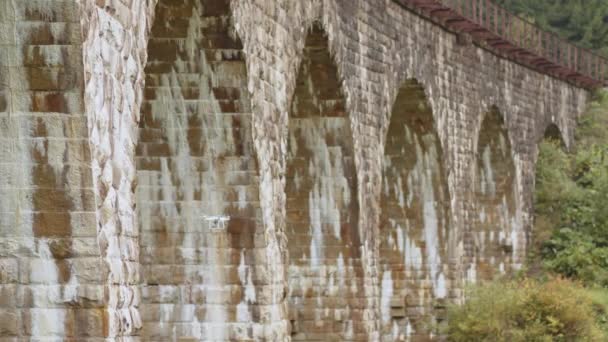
[285,22,364,341]
[137,1,262,340]
[541,123,567,150]
[379,79,452,340]
[530,123,567,254]
[469,107,519,282]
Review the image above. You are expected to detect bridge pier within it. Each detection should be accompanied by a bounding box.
[0,0,591,340]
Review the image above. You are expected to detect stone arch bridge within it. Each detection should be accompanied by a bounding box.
[0,0,606,340]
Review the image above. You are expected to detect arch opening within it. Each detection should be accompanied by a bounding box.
[285,23,363,340]
[541,123,566,150]
[379,80,452,340]
[530,123,568,258]
[543,124,563,143]
[469,108,519,281]
[137,1,262,340]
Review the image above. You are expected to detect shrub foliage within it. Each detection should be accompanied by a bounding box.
[447,278,605,341]
[535,91,608,286]
[448,91,608,341]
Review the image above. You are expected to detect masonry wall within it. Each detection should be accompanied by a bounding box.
[466,108,520,281]
[285,23,365,340]
[137,0,273,340]
[0,0,591,341]
[379,80,453,340]
[0,0,103,340]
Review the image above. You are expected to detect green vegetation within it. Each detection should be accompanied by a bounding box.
[535,90,608,286]
[448,91,608,340]
[447,278,606,341]
[447,3,608,339]
[497,0,608,56]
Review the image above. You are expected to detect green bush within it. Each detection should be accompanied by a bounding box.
[533,90,608,286]
[584,287,608,337]
[447,278,605,342]
[542,229,608,286]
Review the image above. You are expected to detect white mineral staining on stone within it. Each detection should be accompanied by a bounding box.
[406,319,414,337]
[480,146,496,196]
[473,111,521,281]
[467,263,477,283]
[293,119,351,268]
[410,133,445,296]
[405,234,423,271]
[381,82,451,337]
[139,0,263,338]
[381,270,394,324]
[396,224,404,254]
[237,250,256,322]
[435,272,447,298]
[30,308,66,338]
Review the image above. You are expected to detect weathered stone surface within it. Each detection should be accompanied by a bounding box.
[0,0,590,340]
[0,0,102,340]
[379,80,454,340]
[285,22,368,341]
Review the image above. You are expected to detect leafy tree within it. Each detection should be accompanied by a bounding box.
[534,90,608,286]
[497,0,608,56]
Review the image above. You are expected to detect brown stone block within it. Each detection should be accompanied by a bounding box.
[16,45,78,67]
[143,143,172,157]
[142,285,180,304]
[11,91,76,113]
[212,63,247,87]
[0,91,8,112]
[17,67,79,91]
[0,284,18,307]
[64,308,106,337]
[0,25,15,49]
[199,0,230,17]
[72,257,104,284]
[0,2,15,27]
[0,258,19,284]
[0,309,18,336]
[136,156,161,171]
[18,115,87,138]
[0,67,8,88]
[144,265,183,285]
[142,320,173,339]
[141,246,176,265]
[150,17,190,39]
[143,61,175,74]
[32,212,71,237]
[13,1,79,22]
[203,286,243,305]
[56,211,96,236]
[201,33,242,50]
[138,127,166,144]
[31,188,78,212]
[211,87,241,101]
[147,39,186,63]
[15,22,80,45]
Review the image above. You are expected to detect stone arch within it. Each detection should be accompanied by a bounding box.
[469,107,519,281]
[530,121,568,252]
[285,22,363,340]
[540,123,567,150]
[543,123,563,142]
[379,79,452,340]
[137,1,262,340]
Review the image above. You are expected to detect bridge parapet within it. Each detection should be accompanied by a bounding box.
[396,0,608,89]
